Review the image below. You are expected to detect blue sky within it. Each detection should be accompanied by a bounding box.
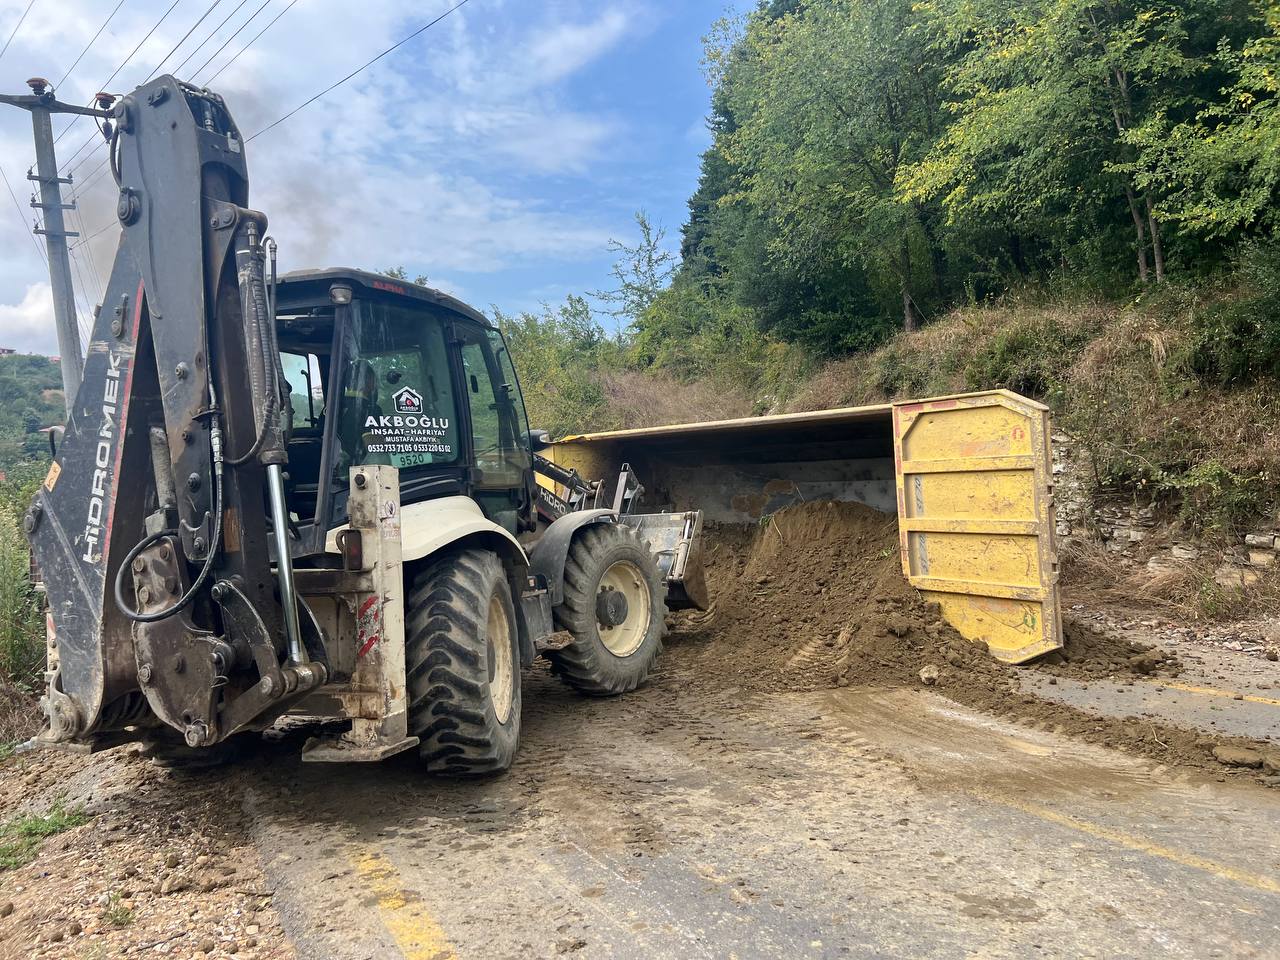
[0,0,751,353]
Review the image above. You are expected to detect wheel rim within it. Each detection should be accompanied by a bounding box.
[597,560,651,657]
[486,593,514,725]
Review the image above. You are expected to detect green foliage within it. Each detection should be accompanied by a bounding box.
[964,319,1094,398]
[102,892,134,927]
[493,296,623,437]
[0,803,88,869]
[593,211,676,328]
[1130,3,1280,238]
[380,265,430,285]
[0,355,62,475]
[0,483,43,692]
[666,0,1280,369]
[1178,242,1280,385]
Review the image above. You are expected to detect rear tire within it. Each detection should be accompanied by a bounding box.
[549,523,666,696]
[406,548,521,775]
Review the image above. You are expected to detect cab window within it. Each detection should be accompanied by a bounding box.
[280,351,324,432]
[335,301,461,476]
[458,325,531,532]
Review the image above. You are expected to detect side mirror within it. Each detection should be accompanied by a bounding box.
[526,429,552,451]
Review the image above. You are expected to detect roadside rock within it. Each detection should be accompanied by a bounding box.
[1212,745,1264,769]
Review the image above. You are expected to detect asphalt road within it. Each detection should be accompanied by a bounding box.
[240,660,1280,960]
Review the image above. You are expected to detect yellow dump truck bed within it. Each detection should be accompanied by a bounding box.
[548,390,1061,663]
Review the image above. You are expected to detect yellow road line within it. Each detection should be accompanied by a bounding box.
[990,794,1280,896]
[1157,679,1280,708]
[353,848,457,960]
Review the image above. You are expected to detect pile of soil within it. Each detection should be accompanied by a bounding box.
[676,500,1176,692]
[671,500,1273,779]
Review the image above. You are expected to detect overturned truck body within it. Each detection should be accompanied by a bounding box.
[546,390,1062,664]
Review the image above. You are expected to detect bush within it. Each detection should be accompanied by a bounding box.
[1181,243,1280,386]
[0,500,43,692]
[964,316,1091,398]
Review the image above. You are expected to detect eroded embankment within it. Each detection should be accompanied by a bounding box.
[670,500,1275,779]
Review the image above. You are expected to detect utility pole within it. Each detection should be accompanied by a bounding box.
[0,78,111,414]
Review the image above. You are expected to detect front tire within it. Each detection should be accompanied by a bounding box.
[549,523,666,696]
[406,548,521,775]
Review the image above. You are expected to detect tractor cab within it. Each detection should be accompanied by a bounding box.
[271,269,536,558]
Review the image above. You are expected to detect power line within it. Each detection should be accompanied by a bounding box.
[71,216,119,250]
[144,0,222,83]
[247,0,472,142]
[53,0,128,92]
[0,0,35,65]
[52,0,183,148]
[72,204,104,302]
[171,0,250,77]
[191,0,278,84]
[68,246,95,343]
[1,163,47,264]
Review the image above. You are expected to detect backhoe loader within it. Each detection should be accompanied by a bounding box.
[24,75,706,773]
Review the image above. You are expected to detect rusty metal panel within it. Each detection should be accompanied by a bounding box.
[892,391,1062,664]
[302,465,418,761]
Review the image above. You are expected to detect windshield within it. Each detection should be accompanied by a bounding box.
[335,300,461,477]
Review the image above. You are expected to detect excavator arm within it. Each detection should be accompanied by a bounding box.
[25,76,325,750]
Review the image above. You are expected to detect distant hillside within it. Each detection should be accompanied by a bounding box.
[0,354,63,476]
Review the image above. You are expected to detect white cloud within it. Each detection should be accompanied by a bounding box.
[523,9,632,88]
[0,0,648,309]
[0,283,55,354]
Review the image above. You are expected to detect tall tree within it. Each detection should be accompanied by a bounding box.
[1126,0,1280,240]
[905,0,1220,285]
[723,0,949,331]
[594,211,676,332]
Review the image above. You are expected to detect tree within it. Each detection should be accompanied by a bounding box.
[381,266,430,285]
[1127,0,1280,240]
[905,0,1233,285]
[493,297,622,436]
[718,0,952,331]
[594,212,676,330]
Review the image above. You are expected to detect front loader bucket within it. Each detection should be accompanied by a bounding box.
[547,390,1062,663]
[622,510,710,611]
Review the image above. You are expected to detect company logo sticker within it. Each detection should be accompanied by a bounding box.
[392,386,422,414]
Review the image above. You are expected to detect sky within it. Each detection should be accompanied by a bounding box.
[0,0,750,355]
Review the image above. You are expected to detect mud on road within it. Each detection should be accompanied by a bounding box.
[1,500,1278,958]
[3,662,1279,959]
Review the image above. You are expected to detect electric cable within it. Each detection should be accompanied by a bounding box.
[70,217,118,249]
[52,0,182,149]
[0,0,35,65]
[246,0,472,142]
[171,0,250,77]
[143,0,222,82]
[1,163,47,263]
[68,246,94,343]
[190,0,276,83]
[72,204,104,301]
[53,0,127,92]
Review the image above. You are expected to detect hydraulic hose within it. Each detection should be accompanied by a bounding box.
[227,222,285,466]
[113,398,226,623]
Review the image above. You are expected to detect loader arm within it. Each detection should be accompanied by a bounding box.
[25,76,325,749]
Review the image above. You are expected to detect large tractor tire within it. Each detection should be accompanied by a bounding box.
[406,548,521,775]
[549,523,667,696]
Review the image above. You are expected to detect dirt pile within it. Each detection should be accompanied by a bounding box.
[675,500,1177,693]
[669,500,1278,779]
